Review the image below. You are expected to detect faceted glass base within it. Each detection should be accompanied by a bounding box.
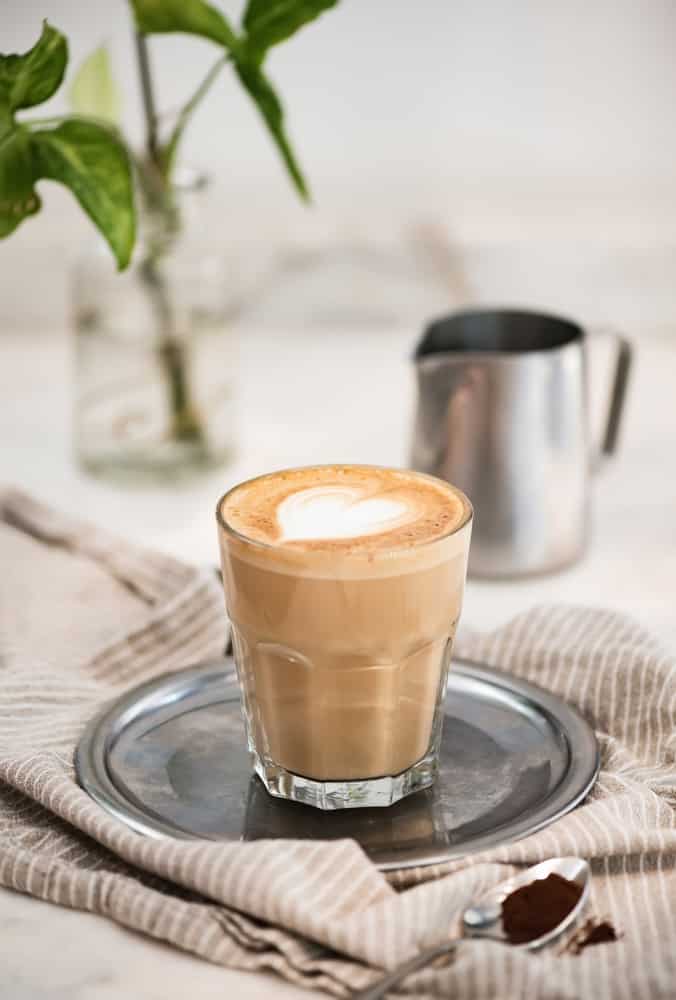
[251,748,438,810]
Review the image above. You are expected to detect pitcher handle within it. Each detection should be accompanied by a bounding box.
[590,329,633,460]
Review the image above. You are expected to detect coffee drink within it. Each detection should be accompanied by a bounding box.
[217,465,472,809]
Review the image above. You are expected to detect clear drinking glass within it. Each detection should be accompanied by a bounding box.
[216,466,472,810]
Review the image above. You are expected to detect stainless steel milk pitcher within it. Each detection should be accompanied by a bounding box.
[411,309,632,577]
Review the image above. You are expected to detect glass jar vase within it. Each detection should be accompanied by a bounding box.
[73,171,237,483]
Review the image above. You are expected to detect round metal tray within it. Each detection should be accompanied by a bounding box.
[76,658,599,871]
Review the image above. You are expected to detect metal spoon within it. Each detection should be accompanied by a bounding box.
[353,857,590,1000]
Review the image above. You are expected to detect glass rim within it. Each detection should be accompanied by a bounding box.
[215,463,473,557]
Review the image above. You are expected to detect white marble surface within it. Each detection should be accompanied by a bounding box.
[0,887,309,1000]
[1,324,675,997]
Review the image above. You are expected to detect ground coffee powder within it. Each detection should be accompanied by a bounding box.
[501,872,583,944]
[566,918,620,954]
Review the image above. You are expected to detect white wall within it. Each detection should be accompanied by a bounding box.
[2,0,676,331]
[6,0,676,188]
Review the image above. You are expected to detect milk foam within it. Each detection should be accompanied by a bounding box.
[277,486,412,542]
[219,465,471,572]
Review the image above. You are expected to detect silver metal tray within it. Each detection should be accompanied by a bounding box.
[76,658,599,871]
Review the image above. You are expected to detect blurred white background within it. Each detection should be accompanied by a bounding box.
[3,0,676,334]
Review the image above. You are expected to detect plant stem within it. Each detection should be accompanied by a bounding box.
[161,54,228,176]
[134,33,160,166]
[140,257,203,442]
[133,31,205,450]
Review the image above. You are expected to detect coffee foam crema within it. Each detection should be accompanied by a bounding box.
[220,466,470,556]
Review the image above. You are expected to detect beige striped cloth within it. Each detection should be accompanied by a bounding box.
[0,488,674,999]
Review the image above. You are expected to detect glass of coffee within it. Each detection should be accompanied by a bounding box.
[216,465,472,810]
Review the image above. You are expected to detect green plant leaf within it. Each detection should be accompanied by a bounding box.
[68,45,121,125]
[129,0,238,52]
[0,126,41,236]
[243,0,338,62]
[0,21,67,112]
[235,58,308,200]
[31,118,135,268]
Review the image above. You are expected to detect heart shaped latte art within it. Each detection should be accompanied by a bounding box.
[276,486,412,542]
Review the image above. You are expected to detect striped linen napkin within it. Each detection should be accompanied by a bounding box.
[0,488,674,999]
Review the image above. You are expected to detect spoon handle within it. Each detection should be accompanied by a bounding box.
[352,939,457,999]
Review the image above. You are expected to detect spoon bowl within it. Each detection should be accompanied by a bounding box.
[353,857,591,999]
[463,856,590,948]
